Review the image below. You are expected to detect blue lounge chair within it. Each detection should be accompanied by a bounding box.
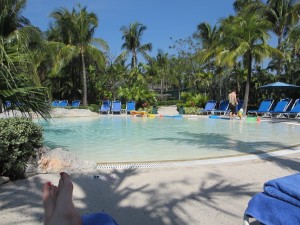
[111,100,122,114]
[269,98,292,118]
[244,173,300,225]
[71,100,81,108]
[247,99,274,116]
[5,101,12,108]
[126,100,136,114]
[99,100,111,114]
[283,98,300,119]
[4,101,23,109]
[57,100,68,107]
[199,100,217,115]
[51,100,60,107]
[211,100,229,115]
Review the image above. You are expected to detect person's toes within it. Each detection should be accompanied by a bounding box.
[42,182,52,202]
[58,172,73,191]
[50,185,58,196]
[60,172,71,182]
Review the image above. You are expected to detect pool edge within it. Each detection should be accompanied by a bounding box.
[96,148,300,169]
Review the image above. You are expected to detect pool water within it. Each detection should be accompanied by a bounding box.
[38,116,300,163]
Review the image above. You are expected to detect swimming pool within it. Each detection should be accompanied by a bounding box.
[39,116,300,163]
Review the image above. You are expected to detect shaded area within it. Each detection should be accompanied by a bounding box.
[1,150,300,225]
[0,169,259,225]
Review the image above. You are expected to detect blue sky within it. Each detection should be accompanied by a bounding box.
[23,0,237,57]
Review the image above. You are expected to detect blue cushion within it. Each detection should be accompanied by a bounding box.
[81,212,119,225]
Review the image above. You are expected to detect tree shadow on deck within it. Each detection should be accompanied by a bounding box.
[0,169,258,225]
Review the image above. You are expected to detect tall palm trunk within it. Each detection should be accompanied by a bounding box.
[236,70,240,98]
[160,78,163,95]
[81,49,87,106]
[276,33,283,76]
[243,52,252,112]
[132,51,137,69]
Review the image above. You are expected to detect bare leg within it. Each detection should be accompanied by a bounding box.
[43,172,81,225]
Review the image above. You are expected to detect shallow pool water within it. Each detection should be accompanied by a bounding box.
[38,116,300,163]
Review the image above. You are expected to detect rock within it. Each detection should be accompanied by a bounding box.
[37,148,97,173]
[0,108,99,119]
[24,146,97,176]
[50,108,98,118]
[0,176,9,184]
[25,146,50,177]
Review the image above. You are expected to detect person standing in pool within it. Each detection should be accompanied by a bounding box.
[228,88,238,119]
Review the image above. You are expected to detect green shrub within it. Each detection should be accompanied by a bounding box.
[180,92,208,107]
[86,104,99,113]
[0,118,43,180]
[157,100,183,106]
[184,107,200,115]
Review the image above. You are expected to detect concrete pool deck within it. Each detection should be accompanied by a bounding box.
[1,151,300,225]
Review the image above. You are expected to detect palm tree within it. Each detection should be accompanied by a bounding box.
[276,25,300,84]
[233,0,262,12]
[194,22,221,51]
[120,22,152,69]
[194,22,228,99]
[149,50,169,94]
[286,25,300,54]
[219,12,283,112]
[265,0,300,46]
[0,0,30,37]
[49,4,108,106]
[0,0,50,117]
[262,0,300,76]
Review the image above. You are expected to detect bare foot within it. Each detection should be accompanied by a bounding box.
[43,172,81,225]
[43,182,58,224]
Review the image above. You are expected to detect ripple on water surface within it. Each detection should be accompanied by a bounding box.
[38,116,300,163]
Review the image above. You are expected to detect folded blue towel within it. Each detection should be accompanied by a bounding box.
[264,173,300,207]
[245,193,300,225]
[81,212,119,225]
[245,173,300,225]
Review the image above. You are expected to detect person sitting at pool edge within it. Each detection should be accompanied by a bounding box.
[228,88,238,119]
[43,172,119,225]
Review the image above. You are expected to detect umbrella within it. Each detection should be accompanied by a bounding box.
[258,81,300,89]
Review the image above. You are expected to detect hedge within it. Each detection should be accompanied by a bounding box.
[0,118,43,180]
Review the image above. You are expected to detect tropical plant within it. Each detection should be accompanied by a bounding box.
[263,0,300,75]
[180,92,208,107]
[0,0,50,117]
[0,0,30,37]
[194,22,221,54]
[233,0,262,13]
[265,0,300,46]
[218,12,283,112]
[117,67,157,107]
[120,22,152,69]
[146,50,171,94]
[0,117,43,180]
[48,4,108,106]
